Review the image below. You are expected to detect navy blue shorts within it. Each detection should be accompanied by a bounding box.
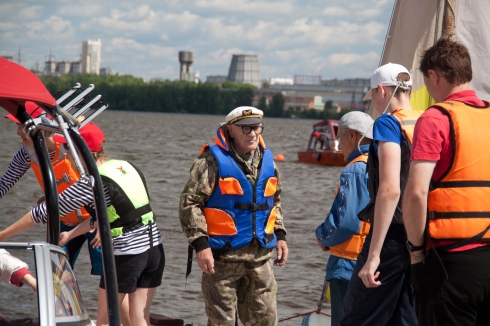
[340,227,417,326]
[100,243,165,293]
[61,223,103,276]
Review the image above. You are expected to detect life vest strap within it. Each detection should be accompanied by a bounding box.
[234,203,269,211]
[399,120,418,125]
[430,180,490,190]
[429,211,490,219]
[432,224,490,252]
[263,234,275,244]
[110,203,153,229]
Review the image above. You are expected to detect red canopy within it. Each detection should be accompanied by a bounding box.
[0,57,56,115]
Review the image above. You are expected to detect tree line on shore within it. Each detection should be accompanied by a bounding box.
[40,74,350,120]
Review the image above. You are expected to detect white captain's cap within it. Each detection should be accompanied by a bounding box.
[363,63,412,101]
[225,106,263,125]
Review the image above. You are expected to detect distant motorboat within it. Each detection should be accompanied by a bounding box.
[297,119,345,166]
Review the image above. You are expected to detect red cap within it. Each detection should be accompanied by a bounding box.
[53,122,105,153]
[313,131,321,138]
[4,102,46,123]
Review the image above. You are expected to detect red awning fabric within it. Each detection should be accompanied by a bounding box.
[0,57,56,115]
[313,119,339,128]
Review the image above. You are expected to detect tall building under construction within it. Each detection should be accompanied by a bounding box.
[81,38,102,75]
[227,54,260,88]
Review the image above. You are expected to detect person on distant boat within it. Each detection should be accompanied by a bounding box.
[403,37,490,326]
[340,63,420,326]
[315,111,373,326]
[312,131,328,149]
[0,122,163,326]
[179,106,288,325]
[0,102,103,277]
[0,249,37,292]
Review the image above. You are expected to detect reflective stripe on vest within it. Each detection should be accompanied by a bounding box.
[428,100,490,240]
[97,159,153,237]
[30,142,90,226]
[203,126,277,250]
[364,109,422,226]
[330,154,371,260]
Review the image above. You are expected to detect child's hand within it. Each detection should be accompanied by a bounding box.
[59,232,70,246]
[90,229,101,248]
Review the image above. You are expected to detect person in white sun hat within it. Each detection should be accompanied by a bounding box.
[315,111,373,326]
[340,63,421,326]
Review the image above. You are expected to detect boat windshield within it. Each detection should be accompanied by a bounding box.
[51,252,86,318]
[0,244,91,326]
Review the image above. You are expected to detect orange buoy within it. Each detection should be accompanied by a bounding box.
[274,154,285,161]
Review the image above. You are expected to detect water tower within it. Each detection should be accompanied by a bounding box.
[179,51,194,81]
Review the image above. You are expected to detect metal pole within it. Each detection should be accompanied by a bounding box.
[68,129,121,326]
[16,105,60,245]
[32,132,60,245]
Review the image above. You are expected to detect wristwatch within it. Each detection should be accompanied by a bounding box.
[406,240,424,252]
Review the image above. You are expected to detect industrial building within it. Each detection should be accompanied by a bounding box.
[254,76,370,112]
[227,54,261,88]
[206,75,228,84]
[36,39,114,76]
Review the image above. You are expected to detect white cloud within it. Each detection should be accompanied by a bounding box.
[24,15,75,43]
[322,6,349,17]
[0,22,17,31]
[56,3,107,18]
[327,51,379,67]
[0,0,396,80]
[193,0,296,16]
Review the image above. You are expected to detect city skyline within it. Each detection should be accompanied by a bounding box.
[0,0,396,81]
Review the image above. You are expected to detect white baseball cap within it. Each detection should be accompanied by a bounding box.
[338,111,374,139]
[363,63,412,101]
[225,106,263,125]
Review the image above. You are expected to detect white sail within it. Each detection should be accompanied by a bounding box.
[371,0,490,114]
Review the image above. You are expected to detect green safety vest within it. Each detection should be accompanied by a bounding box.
[97,159,154,237]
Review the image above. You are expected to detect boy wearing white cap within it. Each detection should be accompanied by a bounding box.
[179,106,287,325]
[315,111,373,326]
[340,63,420,326]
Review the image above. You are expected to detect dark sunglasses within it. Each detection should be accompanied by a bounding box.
[239,125,264,135]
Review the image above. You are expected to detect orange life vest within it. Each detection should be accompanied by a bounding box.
[329,154,371,260]
[427,100,490,240]
[30,142,90,226]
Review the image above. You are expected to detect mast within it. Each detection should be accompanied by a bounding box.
[441,0,456,38]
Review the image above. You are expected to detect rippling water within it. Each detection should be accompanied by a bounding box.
[0,111,343,325]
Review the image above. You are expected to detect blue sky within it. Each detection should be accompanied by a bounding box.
[0,0,396,81]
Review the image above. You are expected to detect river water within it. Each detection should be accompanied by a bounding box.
[0,111,343,325]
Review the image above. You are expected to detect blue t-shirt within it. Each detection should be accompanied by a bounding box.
[372,114,402,155]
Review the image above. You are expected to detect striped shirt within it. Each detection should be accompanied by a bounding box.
[30,176,162,255]
[0,146,55,198]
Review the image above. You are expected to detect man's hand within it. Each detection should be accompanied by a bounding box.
[0,231,7,242]
[358,255,381,288]
[196,248,215,274]
[274,240,288,266]
[410,251,425,264]
[316,239,329,252]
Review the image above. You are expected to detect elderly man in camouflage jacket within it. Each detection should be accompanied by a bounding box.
[179,106,288,326]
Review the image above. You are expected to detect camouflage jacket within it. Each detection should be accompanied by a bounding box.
[179,136,286,262]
